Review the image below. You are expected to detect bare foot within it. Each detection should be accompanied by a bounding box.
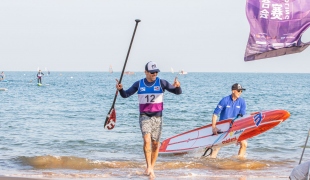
[144,168,151,176]
[149,169,155,179]
[144,168,155,179]
[237,155,246,160]
[231,154,246,160]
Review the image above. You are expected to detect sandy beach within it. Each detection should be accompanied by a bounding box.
[0,175,289,180]
[0,177,48,180]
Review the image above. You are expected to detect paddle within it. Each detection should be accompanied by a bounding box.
[299,128,310,164]
[104,19,141,130]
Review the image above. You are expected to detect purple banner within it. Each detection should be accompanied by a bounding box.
[244,0,310,61]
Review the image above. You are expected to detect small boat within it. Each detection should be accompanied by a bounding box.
[109,65,113,73]
[0,88,8,91]
[124,71,135,75]
[179,70,188,75]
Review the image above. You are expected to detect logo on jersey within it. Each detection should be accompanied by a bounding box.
[154,86,160,91]
[140,87,146,91]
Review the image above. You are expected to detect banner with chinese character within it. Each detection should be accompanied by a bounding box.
[244,0,310,61]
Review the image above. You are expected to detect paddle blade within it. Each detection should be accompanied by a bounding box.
[104,108,116,130]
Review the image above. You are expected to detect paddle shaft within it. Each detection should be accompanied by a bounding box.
[104,19,141,125]
[299,128,310,164]
[202,114,241,157]
[111,19,140,108]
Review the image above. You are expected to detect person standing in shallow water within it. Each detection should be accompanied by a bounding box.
[210,83,247,158]
[0,71,5,81]
[115,61,182,179]
[37,70,44,84]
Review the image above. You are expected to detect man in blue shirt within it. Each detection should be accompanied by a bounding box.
[211,83,247,158]
[115,61,182,179]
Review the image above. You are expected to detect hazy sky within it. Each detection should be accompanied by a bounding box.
[1,0,309,73]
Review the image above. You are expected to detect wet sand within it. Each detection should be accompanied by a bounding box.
[0,175,288,180]
[0,177,47,180]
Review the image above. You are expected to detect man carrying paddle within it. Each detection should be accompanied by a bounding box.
[211,83,247,158]
[115,61,182,178]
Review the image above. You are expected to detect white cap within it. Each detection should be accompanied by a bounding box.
[145,61,160,73]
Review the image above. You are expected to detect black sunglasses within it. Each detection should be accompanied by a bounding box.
[150,72,158,74]
[237,90,243,93]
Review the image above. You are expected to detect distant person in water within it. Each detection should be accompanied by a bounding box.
[37,70,44,84]
[0,71,5,81]
[115,61,182,179]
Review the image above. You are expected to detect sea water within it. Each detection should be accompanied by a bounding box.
[0,72,310,179]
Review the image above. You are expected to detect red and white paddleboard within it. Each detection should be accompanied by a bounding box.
[159,109,290,155]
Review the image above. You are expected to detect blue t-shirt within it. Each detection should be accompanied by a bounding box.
[213,95,246,121]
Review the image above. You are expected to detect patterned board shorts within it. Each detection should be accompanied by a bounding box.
[139,115,163,142]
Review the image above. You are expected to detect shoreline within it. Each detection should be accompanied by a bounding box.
[0,175,289,180]
[0,177,48,180]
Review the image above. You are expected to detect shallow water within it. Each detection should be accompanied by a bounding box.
[0,72,309,179]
